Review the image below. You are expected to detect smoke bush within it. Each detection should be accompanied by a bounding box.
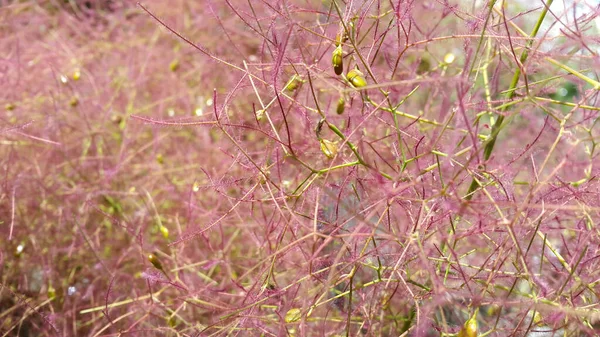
[1,0,599,336]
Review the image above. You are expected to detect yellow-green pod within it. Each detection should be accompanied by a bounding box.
[47,284,56,299]
[336,96,345,115]
[169,59,180,72]
[417,57,431,75]
[319,139,338,159]
[332,46,343,75]
[285,75,302,92]
[148,253,164,272]
[347,69,367,88]
[458,309,478,337]
[285,308,302,323]
[159,225,169,239]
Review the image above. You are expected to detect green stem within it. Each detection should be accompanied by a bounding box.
[466,0,554,200]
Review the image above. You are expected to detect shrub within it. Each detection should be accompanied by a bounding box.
[1,0,599,336]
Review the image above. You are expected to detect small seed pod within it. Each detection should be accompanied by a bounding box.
[458,310,478,337]
[148,253,164,272]
[169,59,180,72]
[72,68,81,81]
[347,68,367,88]
[336,96,345,115]
[47,285,56,299]
[332,46,343,75]
[320,139,339,159]
[111,114,123,125]
[417,57,431,74]
[285,75,302,92]
[159,225,169,239]
[285,308,302,323]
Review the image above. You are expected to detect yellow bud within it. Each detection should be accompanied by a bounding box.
[159,225,169,239]
[47,285,56,299]
[444,53,456,64]
[458,310,478,337]
[72,68,81,81]
[5,103,15,111]
[320,139,338,159]
[347,69,367,88]
[332,46,343,75]
[69,97,79,107]
[169,59,180,72]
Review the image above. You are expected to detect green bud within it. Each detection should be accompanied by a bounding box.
[47,285,56,299]
[336,96,345,114]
